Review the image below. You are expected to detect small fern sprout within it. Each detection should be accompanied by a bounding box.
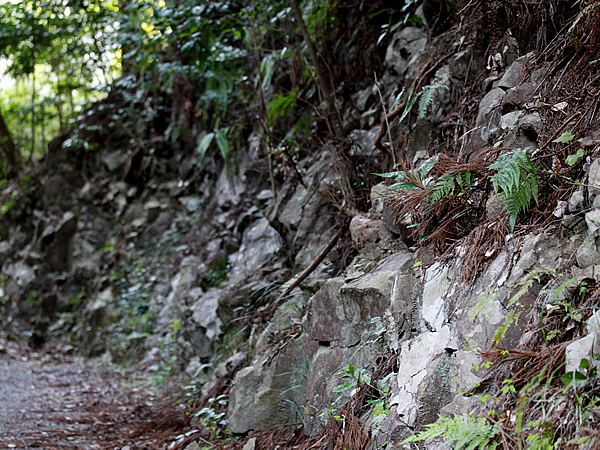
[417,84,449,119]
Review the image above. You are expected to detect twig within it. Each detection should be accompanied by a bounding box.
[374,73,396,168]
[534,111,583,159]
[272,225,344,314]
[289,0,343,138]
[485,415,517,450]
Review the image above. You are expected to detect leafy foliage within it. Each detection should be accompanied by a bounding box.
[380,147,543,279]
[431,171,473,202]
[417,84,449,119]
[402,414,499,449]
[488,148,539,231]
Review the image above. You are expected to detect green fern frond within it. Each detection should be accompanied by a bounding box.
[398,85,418,124]
[431,174,456,201]
[402,413,499,449]
[430,171,473,202]
[488,148,539,231]
[417,84,449,119]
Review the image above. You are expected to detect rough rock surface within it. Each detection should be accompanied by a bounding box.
[1,7,597,449]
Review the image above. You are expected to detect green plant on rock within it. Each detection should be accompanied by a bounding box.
[401,413,500,449]
[488,147,538,231]
[393,83,450,127]
[332,363,392,436]
[192,394,229,440]
[379,146,541,279]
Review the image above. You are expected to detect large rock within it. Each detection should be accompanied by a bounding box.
[187,288,223,358]
[39,211,78,272]
[303,278,346,344]
[304,252,415,348]
[228,334,318,433]
[476,88,505,126]
[391,326,453,427]
[497,55,525,90]
[349,213,385,248]
[385,27,428,80]
[279,184,307,232]
[102,149,127,172]
[227,218,283,285]
[565,311,600,373]
[267,153,337,271]
[304,344,377,435]
[502,83,537,112]
[589,158,600,199]
[348,129,378,157]
[86,287,113,329]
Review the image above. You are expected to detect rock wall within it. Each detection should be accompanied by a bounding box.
[1,3,599,448]
[222,32,600,448]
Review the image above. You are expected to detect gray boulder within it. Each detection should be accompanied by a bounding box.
[228,334,318,433]
[187,289,223,358]
[385,27,428,79]
[227,218,283,285]
[39,211,78,272]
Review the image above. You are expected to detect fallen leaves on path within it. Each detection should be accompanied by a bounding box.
[0,341,190,450]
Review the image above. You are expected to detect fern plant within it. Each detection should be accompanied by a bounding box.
[377,147,541,279]
[431,171,473,202]
[488,147,539,231]
[396,83,449,125]
[417,84,449,118]
[401,413,499,449]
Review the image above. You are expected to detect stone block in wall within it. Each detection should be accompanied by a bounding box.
[227,218,283,285]
[305,253,414,348]
[304,344,377,435]
[588,159,600,199]
[390,326,453,427]
[476,88,505,127]
[39,211,78,273]
[188,288,222,358]
[349,214,385,248]
[228,334,318,433]
[385,27,428,79]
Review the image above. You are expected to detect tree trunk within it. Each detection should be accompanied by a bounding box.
[56,70,64,131]
[289,0,343,139]
[0,107,19,175]
[30,67,36,161]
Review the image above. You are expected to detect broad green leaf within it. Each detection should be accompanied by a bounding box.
[561,370,588,387]
[391,86,406,109]
[196,132,215,158]
[332,382,356,393]
[389,183,419,191]
[418,155,439,180]
[398,85,417,124]
[554,131,575,143]
[260,56,275,90]
[373,171,406,180]
[566,148,585,166]
[215,128,229,160]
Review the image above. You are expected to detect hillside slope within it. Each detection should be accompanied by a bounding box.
[1,1,600,448]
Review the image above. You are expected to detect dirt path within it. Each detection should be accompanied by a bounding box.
[0,341,190,450]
